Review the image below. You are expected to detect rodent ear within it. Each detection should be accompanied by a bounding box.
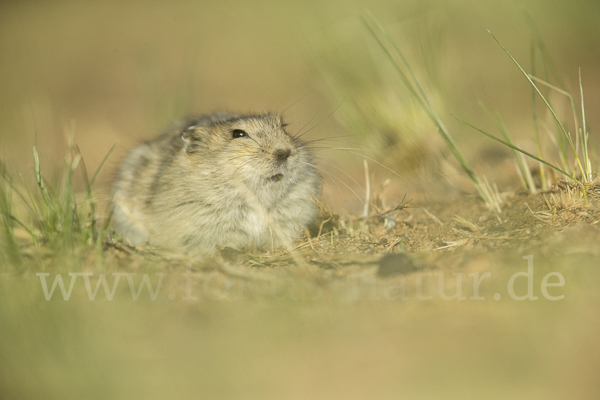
[181,125,198,146]
[181,125,205,155]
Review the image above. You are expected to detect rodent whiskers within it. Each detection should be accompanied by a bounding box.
[299,134,359,147]
[293,94,348,140]
[309,144,408,183]
[303,161,365,206]
[312,156,366,196]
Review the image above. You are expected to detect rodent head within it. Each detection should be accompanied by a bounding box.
[180,113,316,201]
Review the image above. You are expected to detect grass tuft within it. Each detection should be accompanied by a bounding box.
[453,115,580,185]
[361,12,499,211]
[488,31,590,185]
[0,142,114,266]
[455,30,595,202]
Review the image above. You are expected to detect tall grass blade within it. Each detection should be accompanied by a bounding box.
[524,15,567,89]
[453,115,580,185]
[579,69,591,180]
[76,145,91,191]
[478,102,536,193]
[527,75,581,157]
[489,31,586,181]
[362,12,490,206]
[530,41,547,189]
[90,144,116,191]
[33,146,54,212]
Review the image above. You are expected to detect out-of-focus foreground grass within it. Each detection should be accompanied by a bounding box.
[1,0,600,399]
[2,257,600,400]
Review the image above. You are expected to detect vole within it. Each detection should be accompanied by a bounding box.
[112,113,320,255]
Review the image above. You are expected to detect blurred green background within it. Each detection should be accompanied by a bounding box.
[2,1,600,399]
[1,0,599,200]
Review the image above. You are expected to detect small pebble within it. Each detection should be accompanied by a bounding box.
[377,253,418,278]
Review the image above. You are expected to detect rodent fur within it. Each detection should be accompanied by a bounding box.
[112,112,320,255]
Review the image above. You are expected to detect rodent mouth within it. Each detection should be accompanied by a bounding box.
[269,173,284,182]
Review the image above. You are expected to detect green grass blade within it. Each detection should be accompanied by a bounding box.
[19,174,44,229]
[453,115,580,185]
[530,34,568,174]
[527,75,581,157]
[496,117,537,193]
[33,146,54,212]
[76,145,91,193]
[362,13,459,160]
[90,144,116,190]
[362,12,486,202]
[529,40,547,189]
[579,69,591,180]
[523,14,567,89]
[363,12,445,133]
[489,31,585,180]
[360,15,430,118]
[478,101,534,192]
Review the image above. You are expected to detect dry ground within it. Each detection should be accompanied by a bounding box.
[3,182,599,399]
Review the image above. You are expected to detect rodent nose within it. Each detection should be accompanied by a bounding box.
[274,148,291,162]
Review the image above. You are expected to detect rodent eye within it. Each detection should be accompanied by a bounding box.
[232,129,248,139]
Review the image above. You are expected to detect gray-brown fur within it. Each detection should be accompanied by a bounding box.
[112,113,320,255]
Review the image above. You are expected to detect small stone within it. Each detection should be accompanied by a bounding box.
[377,253,418,278]
[487,226,506,234]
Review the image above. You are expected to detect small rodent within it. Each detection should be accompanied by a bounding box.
[112,112,320,255]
